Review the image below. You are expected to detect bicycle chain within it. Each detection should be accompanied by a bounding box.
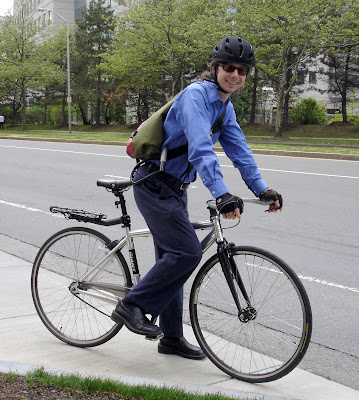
[72,293,111,318]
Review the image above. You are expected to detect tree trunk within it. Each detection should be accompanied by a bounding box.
[96,69,101,125]
[21,85,26,131]
[283,91,290,124]
[62,89,66,125]
[342,52,350,123]
[275,55,289,137]
[11,100,20,126]
[250,67,258,123]
[43,93,48,124]
[78,103,89,125]
[275,84,285,137]
[342,96,347,123]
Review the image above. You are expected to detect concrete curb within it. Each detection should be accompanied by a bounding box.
[1,135,359,161]
[0,360,288,400]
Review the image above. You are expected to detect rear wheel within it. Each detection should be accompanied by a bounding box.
[31,227,132,347]
[190,246,312,383]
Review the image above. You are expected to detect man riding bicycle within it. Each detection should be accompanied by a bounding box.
[111,36,283,360]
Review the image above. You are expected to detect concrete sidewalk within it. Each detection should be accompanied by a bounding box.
[0,249,358,400]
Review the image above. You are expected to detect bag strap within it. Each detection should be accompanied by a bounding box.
[166,108,226,160]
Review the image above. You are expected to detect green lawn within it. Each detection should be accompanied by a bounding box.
[2,123,359,156]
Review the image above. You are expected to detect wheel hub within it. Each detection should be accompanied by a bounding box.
[238,305,257,322]
[69,281,80,294]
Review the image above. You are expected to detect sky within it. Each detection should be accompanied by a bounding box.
[0,0,13,16]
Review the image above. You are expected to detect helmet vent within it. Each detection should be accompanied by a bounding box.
[238,45,243,57]
[238,38,243,43]
[225,46,233,55]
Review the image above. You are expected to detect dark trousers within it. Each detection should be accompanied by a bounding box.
[127,164,202,337]
[0,122,4,129]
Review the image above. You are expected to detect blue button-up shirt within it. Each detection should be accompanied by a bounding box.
[162,80,268,198]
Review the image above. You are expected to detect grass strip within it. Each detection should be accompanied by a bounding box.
[2,128,359,155]
[248,143,359,155]
[9,368,256,400]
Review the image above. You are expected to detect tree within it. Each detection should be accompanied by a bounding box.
[319,0,359,122]
[103,0,231,122]
[74,0,116,125]
[234,0,338,136]
[322,45,359,123]
[0,0,55,129]
[40,26,76,125]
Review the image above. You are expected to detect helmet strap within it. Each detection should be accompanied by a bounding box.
[212,63,229,94]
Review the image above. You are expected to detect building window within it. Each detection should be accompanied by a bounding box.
[309,71,317,84]
[297,70,306,85]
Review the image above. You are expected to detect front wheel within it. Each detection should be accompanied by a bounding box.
[31,227,132,347]
[190,246,312,383]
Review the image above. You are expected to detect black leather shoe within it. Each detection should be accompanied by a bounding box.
[111,300,163,338]
[158,337,206,360]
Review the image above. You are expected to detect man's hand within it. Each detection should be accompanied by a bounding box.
[259,188,283,212]
[216,193,244,219]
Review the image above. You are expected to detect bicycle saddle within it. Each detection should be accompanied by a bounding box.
[97,179,132,191]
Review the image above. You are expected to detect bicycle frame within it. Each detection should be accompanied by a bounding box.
[54,180,269,313]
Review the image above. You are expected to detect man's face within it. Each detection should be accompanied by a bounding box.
[214,63,248,94]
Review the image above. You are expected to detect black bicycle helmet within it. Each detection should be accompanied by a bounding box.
[212,36,256,70]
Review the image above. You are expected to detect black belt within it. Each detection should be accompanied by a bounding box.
[146,163,190,191]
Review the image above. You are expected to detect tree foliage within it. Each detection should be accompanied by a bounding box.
[74,0,117,124]
[233,0,352,135]
[102,0,231,120]
[0,0,56,128]
[0,0,357,128]
[319,0,359,123]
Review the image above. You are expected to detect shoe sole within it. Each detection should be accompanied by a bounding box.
[111,310,163,338]
[158,344,206,360]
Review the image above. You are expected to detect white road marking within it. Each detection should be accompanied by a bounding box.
[298,274,359,293]
[0,199,62,218]
[0,144,128,158]
[0,196,358,294]
[2,143,358,179]
[219,164,359,179]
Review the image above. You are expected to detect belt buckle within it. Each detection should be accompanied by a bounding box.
[180,182,190,191]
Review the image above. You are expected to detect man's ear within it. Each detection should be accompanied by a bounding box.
[210,61,217,74]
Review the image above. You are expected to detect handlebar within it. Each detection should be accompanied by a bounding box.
[206,198,273,210]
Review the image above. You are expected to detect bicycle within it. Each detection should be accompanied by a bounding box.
[31,176,312,383]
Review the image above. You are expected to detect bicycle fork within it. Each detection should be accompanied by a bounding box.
[218,243,257,323]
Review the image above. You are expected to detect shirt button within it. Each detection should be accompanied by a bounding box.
[203,178,205,182]
[212,191,215,194]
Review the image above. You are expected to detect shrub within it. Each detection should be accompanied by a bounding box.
[27,105,44,124]
[329,113,359,125]
[290,97,327,125]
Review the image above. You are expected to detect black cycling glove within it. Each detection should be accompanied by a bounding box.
[216,193,244,215]
[259,188,283,209]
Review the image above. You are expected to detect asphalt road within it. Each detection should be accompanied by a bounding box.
[0,139,358,389]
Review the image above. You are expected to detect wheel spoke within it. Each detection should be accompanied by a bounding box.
[190,246,312,383]
[31,228,131,347]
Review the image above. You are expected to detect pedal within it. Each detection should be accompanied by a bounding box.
[145,333,164,341]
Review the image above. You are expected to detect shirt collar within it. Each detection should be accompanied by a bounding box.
[202,79,231,105]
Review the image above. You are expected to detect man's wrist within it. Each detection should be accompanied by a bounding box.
[259,187,270,197]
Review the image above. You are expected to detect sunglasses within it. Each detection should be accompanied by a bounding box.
[219,63,250,76]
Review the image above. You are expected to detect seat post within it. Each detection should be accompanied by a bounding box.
[115,192,130,226]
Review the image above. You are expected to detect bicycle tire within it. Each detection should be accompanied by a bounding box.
[190,245,312,383]
[31,227,132,348]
